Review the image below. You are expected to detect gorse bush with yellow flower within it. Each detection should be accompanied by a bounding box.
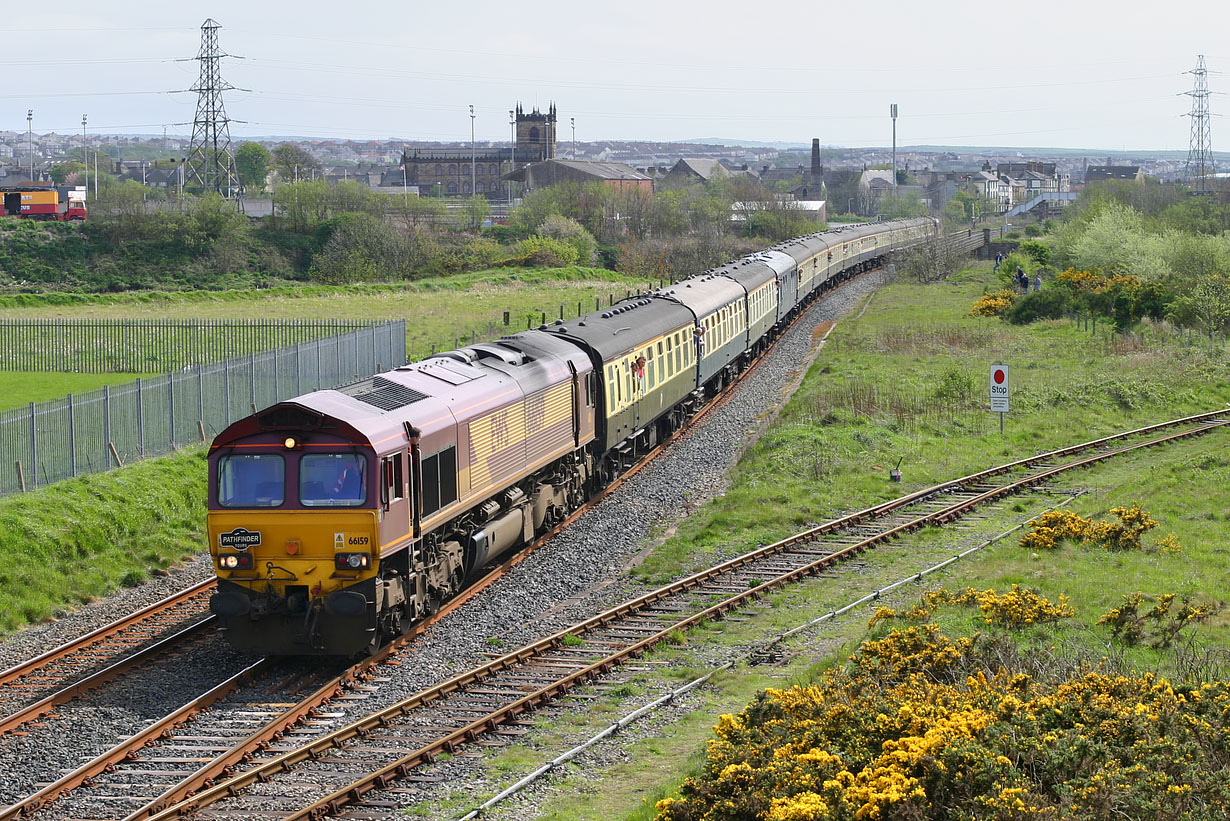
[656,589,1230,821]
[969,289,1016,317]
[868,585,1072,631]
[1019,504,1176,553]
[1097,592,1224,649]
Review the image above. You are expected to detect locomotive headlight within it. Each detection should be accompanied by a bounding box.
[283,437,298,450]
[217,554,253,570]
[335,552,371,570]
[220,555,238,569]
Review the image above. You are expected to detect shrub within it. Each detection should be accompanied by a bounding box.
[1003,287,1074,324]
[1019,504,1159,551]
[1017,239,1052,266]
[1098,593,1223,648]
[1024,224,1042,237]
[999,250,1037,279]
[537,214,598,265]
[657,617,1230,821]
[969,289,1015,316]
[511,235,580,268]
[930,365,975,403]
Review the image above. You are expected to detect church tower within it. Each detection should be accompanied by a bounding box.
[515,103,557,162]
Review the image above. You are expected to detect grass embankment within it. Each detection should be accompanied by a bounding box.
[0,266,654,362]
[0,448,205,634]
[506,263,1230,820]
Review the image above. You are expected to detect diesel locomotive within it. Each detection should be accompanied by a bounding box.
[207,217,939,655]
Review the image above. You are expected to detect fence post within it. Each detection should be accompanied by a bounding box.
[223,362,231,426]
[249,352,257,414]
[28,402,37,489]
[168,372,176,447]
[197,367,205,436]
[68,393,76,478]
[103,385,110,468]
[136,378,145,457]
[295,342,302,395]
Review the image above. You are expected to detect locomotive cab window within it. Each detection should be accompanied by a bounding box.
[300,453,367,507]
[380,453,406,508]
[217,454,285,508]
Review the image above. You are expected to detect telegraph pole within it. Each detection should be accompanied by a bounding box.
[571,117,576,159]
[1184,55,1214,194]
[891,103,898,193]
[81,114,88,200]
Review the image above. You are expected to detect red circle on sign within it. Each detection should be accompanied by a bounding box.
[993,369,1005,384]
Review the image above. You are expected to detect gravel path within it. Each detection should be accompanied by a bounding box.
[0,270,889,818]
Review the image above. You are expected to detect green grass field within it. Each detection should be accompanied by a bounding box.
[0,267,656,362]
[0,372,156,412]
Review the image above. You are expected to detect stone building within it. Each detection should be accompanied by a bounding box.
[398,103,557,197]
[504,160,653,194]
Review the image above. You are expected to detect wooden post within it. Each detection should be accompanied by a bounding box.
[108,442,123,468]
[15,461,25,493]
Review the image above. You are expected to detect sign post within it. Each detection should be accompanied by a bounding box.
[990,364,1010,434]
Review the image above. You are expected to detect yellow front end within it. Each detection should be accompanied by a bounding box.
[209,508,382,655]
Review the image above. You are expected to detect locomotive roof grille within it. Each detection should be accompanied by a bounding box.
[339,375,430,412]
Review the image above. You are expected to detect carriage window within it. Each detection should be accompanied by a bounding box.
[300,453,367,507]
[218,454,284,508]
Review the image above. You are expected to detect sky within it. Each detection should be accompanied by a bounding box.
[2,0,1225,152]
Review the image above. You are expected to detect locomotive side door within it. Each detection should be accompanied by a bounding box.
[378,451,411,549]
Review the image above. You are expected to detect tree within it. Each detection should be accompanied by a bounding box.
[944,190,993,226]
[877,190,927,219]
[900,234,962,283]
[50,162,86,185]
[461,195,490,231]
[1168,275,1230,339]
[392,194,447,230]
[235,142,271,193]
[538,215,597,265]
[271,144,322,183]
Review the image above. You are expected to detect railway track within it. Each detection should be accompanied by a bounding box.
[110,410,1222,820]
[0,579,217,735]
[0,266,850,821]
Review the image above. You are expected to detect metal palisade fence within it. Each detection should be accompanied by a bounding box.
[1,321,406,495]
[0,318,391,373]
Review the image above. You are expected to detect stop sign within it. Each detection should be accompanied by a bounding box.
[990,365,1009,412]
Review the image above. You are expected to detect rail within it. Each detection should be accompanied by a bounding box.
[137,412,1227,819]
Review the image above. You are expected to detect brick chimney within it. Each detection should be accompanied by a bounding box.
[811,138,821,177]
